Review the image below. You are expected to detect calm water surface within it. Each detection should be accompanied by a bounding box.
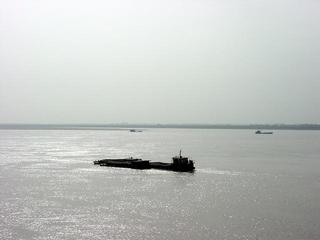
[1,129,320,240]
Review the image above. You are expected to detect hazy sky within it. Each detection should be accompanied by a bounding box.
[1,0,319,124]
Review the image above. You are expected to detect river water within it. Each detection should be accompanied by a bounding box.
[1,129,320,240]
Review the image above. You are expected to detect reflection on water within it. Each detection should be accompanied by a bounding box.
[0,129,320,240]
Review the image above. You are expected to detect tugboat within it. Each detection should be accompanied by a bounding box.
[94,150,195,172]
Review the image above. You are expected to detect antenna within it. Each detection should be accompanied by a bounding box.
[179,149,182,158]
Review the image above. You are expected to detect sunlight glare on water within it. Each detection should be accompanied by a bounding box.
[1,129,320,240]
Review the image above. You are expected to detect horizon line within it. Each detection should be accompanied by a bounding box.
[0,123,320,130]
[0,122,320,125]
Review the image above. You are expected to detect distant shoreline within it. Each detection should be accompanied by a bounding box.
[0,123,320,131]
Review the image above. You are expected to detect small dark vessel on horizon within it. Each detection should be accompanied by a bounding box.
[94,150,195,172]
[255,130,273,134]
[129,129,143,132]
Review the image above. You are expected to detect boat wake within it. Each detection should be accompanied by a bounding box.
[197,168,243,176]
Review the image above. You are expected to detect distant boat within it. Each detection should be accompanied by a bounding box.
[255,130,273,134]
[129,129,142,132]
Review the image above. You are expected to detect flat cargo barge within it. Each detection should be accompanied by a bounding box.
[94,152,195,172]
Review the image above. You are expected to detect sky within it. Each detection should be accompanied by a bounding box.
[0,0,319,124]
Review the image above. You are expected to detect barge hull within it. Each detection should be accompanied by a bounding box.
[94,152,195,172]
[94,159,194,172]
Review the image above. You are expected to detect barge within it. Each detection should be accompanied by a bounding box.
[94,151,195,172]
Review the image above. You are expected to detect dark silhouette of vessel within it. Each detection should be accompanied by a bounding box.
[129,129,143,132]
[255,130,273,134]
[94,151,195,172]
[94,157,150,169]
